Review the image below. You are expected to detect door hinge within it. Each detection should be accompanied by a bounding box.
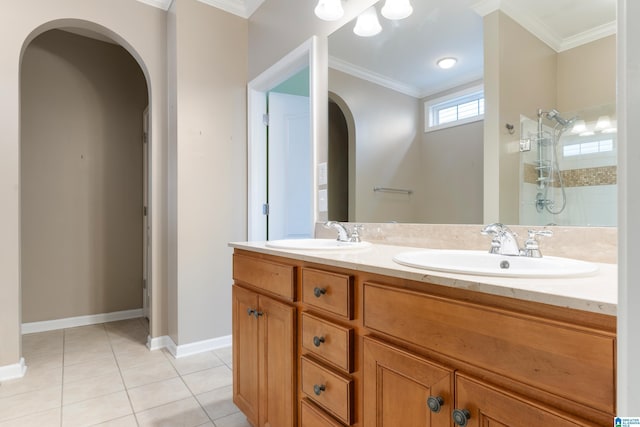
[262,114,269,126]
[142,279,147,290]
[262,203,269,215]
[143,132,148,143]
[143,206,148,217]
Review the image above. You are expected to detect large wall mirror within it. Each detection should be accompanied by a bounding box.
[325,0,616,226]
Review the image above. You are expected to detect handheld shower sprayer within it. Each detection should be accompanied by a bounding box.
[543,109,577,130]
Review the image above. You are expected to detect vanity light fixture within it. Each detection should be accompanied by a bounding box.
[314,0,344,21]
[381,0,413,20]
[437,57,457,69]
[353,6,382,37]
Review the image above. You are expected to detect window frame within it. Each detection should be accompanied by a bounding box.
[424,84,484,132]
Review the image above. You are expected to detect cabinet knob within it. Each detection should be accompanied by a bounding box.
[254,311,264,318]
[313,336,325,347]
[247,308,255,316]
[313,287,327,298]
[427,396,444,413]
[313,384,326,396]
[452,409,471,427]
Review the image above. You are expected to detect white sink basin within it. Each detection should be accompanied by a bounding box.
[266,238,372,251]
[393,249,598,278]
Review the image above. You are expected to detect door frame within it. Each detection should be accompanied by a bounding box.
[247,36,320,241]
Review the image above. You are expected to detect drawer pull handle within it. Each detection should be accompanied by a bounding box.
[313,287,327,297]
[313,336,325,347]
[427,396,444,413]
[313,384,326,396]
[452,409,471,427]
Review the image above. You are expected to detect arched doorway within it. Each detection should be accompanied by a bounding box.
[328,92,356,222]
[20,25,151,337]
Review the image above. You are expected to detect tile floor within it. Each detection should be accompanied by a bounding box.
[0,318,250,427]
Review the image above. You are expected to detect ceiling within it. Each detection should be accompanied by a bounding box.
[328,0,616,98]
[135,0,265,18]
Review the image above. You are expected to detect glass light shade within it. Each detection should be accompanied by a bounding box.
[580,131,595,137]
[437,57,457,69]
[596,115,611,130]
[571,119,586,134]
[381,0,413,20]
[353,7,382,37]
[314,0,344,21]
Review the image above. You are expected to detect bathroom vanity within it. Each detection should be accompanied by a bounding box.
[230,241,616,427]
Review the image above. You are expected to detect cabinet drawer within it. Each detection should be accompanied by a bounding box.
[363,282,616,415]
[302,312,353,372]
[233,254,296,300]
[301,356,353,425]
[301,399,345,427]
[302,268,353,319]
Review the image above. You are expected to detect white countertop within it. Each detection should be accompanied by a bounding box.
[230,241,617,316]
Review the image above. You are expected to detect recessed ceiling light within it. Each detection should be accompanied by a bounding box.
[437,57,457,69]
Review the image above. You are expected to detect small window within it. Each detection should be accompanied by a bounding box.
[563,139,614,157]
[425,86,484,132]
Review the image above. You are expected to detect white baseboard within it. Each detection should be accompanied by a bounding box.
[0,357,27,382]
[21,309,144,334]
[148,334,231,359]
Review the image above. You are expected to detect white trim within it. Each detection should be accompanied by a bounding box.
[21,309,144,334]
[135,0,173,11]
[471,0,616,52]
[148,334,232,359]
[197,0,245,18]
[248,37,317,241]
[0,358,27,382]
[329,56,421,98]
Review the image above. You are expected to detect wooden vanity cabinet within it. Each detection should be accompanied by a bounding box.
[232,254,297,427]
[231,249,616,427]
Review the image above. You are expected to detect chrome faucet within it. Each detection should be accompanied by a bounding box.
[324,221,362,242]
[481,223,553,258]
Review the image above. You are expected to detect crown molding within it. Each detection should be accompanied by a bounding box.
[471,0,615,53]
[135,0,265,18]
[136,0,173,11]
[329,56,422,98]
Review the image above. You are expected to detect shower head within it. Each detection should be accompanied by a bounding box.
[545,109,577,130]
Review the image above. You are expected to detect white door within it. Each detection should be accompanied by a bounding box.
[267,92,313,240]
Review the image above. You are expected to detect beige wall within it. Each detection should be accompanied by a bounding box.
[483,11,557,223]
[557,35,616,113]
[169,0,248,345]
[20,30,147,322]
[421,121,484,224]
[329,68,423,223]
[0,0,167,371]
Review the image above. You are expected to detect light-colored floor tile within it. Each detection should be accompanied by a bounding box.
[22,331,64,356]
[196,385,238,421]
[114,347,168,370]
[0,385,62,423]
[169,352,224,376]
[0,407,60,427]
[24,350,63,371]
[121,358,177,389]
[63,345,115,367]
[92,414,138,426]
[0,366,62,398]
[127,377,192,413]
[61,390,132,427]
[196,423,214,427]
[64,336,111,352]
[212,347,232,368]
[135,396,209,427]
[62,371,125,406]
[63,356,119,384]
[182,366,232,395]
[212,411,251,427]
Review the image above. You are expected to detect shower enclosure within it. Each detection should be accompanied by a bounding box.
[519,106,617,226]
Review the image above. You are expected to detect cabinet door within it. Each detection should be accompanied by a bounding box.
[259,294,296,427]
[454,374,600,427]
[363,337,453,427]
[233,285,260,426]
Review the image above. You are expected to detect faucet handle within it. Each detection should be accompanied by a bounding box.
[523,229,553,258]
[350,224,363,242]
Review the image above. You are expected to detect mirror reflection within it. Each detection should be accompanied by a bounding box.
[326,0,616,226]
